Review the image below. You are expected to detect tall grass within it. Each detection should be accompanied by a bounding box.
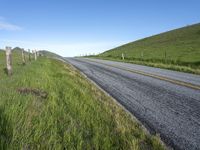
[0,51,165,149]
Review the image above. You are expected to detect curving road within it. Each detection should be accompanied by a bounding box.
[65,58,200,150]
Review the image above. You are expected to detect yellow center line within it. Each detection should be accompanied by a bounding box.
[86,59,200,91]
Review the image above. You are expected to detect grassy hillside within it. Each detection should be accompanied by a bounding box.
[98,23,200,74]
[39,50,63,59]
[0,50,165,149]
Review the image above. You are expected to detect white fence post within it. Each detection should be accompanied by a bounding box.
[5,47,12,76]
[34,50,37,60]
[28,49,31,61]
[141,51,144,59]
[22,49,25,64]
[122,53,125,60]
[164,51,167,62]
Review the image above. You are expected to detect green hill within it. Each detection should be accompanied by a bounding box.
[39,50,62,58]
[99,23,200,73]
[12,47,24,52]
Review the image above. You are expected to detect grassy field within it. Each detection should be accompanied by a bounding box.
[97,23,200,74]
[0,50,165,149]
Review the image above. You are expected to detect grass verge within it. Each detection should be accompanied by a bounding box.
[88,56,200,75]
[0,51,165,149]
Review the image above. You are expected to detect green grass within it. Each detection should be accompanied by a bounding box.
[90,56,200,75]
[97,23,200,74]
[0,50,165,149]
[39,50,63,59]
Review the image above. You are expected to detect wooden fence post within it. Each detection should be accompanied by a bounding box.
[34,50,37,60]
[22,49,26,65]
[122,53,125,60]
[32,50,34,60]
[164,51,167,62]
[5,47,12,76]
[28,49,31,61]
[141,51,144,59]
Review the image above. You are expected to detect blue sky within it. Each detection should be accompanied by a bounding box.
[0,0,199,56]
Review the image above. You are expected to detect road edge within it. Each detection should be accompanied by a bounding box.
[84,58,200,91]
[64,58,171,150]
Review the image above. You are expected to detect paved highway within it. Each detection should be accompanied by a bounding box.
[65,58,200,150]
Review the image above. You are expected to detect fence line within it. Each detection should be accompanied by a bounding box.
[2,47,39,76]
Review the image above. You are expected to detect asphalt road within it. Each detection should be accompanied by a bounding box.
[65,58,200,150]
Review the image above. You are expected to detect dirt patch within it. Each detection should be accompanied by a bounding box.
[17,88,48,99]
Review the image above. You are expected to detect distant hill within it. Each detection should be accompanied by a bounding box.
[2,47,62,58]
[100,23,200,66]
[0,48,63,61]
[0,47,25,52]
[12,47,23,52]
[39,50,61,58]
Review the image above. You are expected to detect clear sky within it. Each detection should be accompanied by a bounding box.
[0,0,199,57]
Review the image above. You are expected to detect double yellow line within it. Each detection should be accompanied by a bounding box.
[85,59,200,91]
